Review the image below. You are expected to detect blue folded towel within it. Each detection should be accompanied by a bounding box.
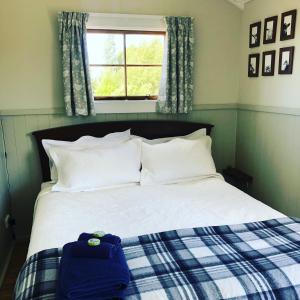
[78,233,121,246]
[58,237,130,300]
[70,240,116,259]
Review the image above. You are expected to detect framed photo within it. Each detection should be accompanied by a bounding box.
[278,46,295,74]
[249,21,261,48]
[262,50,276,76]
[263,16,278,44]
[248,53,260,77]
[280,9,297,41]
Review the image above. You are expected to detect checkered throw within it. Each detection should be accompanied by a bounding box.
[14,217,300,299]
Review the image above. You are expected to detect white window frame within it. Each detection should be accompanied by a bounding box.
[87,13,166,114]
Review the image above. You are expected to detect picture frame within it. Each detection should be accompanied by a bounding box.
[262,50,276,76]
[249,21,261,48]
[248,53,260,77]
[263,16,278,44]
[278,46,295,74]
[280,9,297,41]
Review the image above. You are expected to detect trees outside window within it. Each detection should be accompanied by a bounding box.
[87,30,165,100]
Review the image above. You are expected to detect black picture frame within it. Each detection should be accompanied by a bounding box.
[262,50,276,76]
[249,21,261,48]
[263,16,278,44]
[280,9,297,41]
[278,46,295,74]
[248,53,260,77]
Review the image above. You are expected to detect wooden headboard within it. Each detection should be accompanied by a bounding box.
[32,120,214,182]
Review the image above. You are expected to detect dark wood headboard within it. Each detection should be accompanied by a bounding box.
[32,120,214,182]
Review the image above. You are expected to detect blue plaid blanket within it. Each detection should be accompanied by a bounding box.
[15,217,300,299]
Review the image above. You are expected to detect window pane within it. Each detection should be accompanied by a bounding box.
[126,34,164,65]
[90,66,125,97]
[127,67,162,96]
[87,33,124,64]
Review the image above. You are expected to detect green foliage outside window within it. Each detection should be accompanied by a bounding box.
[90,37,164,98]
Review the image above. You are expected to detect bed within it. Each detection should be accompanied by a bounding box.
[15,121,300,300]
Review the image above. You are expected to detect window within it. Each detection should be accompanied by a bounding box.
[87,30,165,100]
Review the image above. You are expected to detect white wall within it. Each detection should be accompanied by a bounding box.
[0,0,241,111]
[239,0,300,108]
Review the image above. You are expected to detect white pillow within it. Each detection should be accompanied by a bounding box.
[42,130,131,182]
[140,136,216,185]
[76,130,131,144]
[132,128,206,145]
[50,139,141,192]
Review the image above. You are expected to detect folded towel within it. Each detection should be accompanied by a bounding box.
[58,238,130,299]
[69,240,116,259]
[78,232,121,246]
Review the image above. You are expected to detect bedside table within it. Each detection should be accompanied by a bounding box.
[222,167,253,193]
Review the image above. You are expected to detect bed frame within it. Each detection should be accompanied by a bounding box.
[32,120,214,182]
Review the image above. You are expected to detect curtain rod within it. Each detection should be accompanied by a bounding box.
[60,12,192,19]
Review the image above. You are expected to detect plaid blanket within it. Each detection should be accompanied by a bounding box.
[14,217,300,300]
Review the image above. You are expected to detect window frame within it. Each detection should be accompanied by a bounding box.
[87,29,165,101]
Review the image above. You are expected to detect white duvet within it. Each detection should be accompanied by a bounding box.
[27,176,284,258]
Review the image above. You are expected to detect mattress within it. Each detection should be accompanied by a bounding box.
[27,176,284,258]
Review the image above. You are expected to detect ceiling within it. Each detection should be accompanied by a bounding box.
[226,0,252,10]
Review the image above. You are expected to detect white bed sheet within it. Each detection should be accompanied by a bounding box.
[27,176,284,258]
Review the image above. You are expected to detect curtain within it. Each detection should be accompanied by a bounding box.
[157,16,194,114]
[58,12,95,116]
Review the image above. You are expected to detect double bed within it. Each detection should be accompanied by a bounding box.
[15,121,300,299]
[28,176,284,258]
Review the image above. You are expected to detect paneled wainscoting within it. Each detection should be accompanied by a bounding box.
[0,107,237,239]
[237,108,300,217]
[0,121,13,286]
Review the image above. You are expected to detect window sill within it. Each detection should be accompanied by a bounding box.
[94,100,157,114]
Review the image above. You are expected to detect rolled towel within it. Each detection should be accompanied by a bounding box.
[78,232,121,246]
[70,240,116,259]
[58,241,130,299]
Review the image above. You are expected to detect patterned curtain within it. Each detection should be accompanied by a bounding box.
[157,16,194,114]
[58,12,95,116]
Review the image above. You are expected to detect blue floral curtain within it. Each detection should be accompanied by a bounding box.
[58,12,95,116]
[157,16,194,114]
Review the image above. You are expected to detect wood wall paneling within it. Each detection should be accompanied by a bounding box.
[0,122,13,286]
[236,110,300,217]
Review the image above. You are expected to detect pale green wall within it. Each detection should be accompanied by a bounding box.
[236,110,300,217]
[0,0,241,111]
[237,0,300,217]
[0,122,12,282]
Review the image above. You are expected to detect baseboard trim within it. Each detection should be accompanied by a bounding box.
[0,241,15,288]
